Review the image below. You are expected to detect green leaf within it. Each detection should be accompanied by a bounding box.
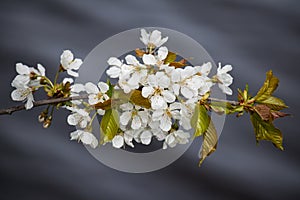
[164,51,177,64]
[256,96,288,111]
[106,79,114,98]
[100,109,119,143]
[210,101,232,115]
[199,119,218,166]
[255,70,279,101]
[191,104,210,137]
[250,112,284,150]
[129,90,151,109]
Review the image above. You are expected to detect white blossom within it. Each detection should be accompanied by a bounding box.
[119,103,148,130]
[106,57,133,79]
[179,99,197,130]
[11,63,45,88]
[142,46,169,69]
[11,87,34,110]
[140,29,168,49]
[112,135,124,148]
[60,50,83,77]
[142,72,175,109]
[85,82,109,105]
[70,83,85,105]
[67,107,91,129]
[152,102,181,132]
[163,130,190,149]
[215,63,233,95]
[125,55,148,87]
[70,130,98,148]
[170,66,200,99]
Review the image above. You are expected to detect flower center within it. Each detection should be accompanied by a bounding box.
[21,88,31,98]
[154,87,163,95]
[97,92,103,99]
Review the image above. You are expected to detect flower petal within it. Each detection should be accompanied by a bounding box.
[85,82,99,94]
[81,132,98,148]
[70,130,82,140]
[151,95,167,110]
[140,29,149,45]
[67,69,79,77]
[16,63,30,75]
[63,78,74,84]
[37,63,46,76]
[141,86,154,98]
[140,130,152,145]
[69,58,82,70]
[157,46,168,60]
[107,57,122,67]
[181,86,195,99]
[25,93,34,110]
[98,82,109,93]
[160,114,172,132]
[106,66,121,78]
[161,90,176,103]
[125,55,139,65]
[131,115,141,130]
[120,102,134,111]
[11,88,27,101]
[158,74,170,88]
[142,54,156,65]
[60,50,74,69]
[71,83,85,93]
[112,135,124,148]
[120,111,132,126]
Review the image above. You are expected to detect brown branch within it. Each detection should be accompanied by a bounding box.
[208,97,239,106]
[0,91,240,116]
[0,94,88,115]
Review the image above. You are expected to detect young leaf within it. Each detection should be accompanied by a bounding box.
[253,104,271,121]
[135,48,146,58]
[169,59,187,68]
[210,101,231,115]
[250,112,284,150]
[94,99,112,110]
[254,70,279,101]
[199,119,218,166]
[106,79,114,98]
[257,96,287,111]
[100,109,119,143]
[191,104,210,137]
[129,90,151,109]
[164,51,177,64]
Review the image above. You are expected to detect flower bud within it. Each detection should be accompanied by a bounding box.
[38,114,45,122]
[43,116,52,128]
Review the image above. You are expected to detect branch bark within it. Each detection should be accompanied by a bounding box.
[0,94,239,116]
[0,95,88,115]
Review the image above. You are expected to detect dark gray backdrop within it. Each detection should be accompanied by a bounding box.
[0,0,299,199]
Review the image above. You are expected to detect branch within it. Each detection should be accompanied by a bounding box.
[0,94,88,115]
[208,97,239,106]
[0,93,240,116]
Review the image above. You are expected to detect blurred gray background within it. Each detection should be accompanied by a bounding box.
[0,0,299,199]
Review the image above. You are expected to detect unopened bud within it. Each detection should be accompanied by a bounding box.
[43,121,51,128]
[43,116,52,128]
[38,114,45,122]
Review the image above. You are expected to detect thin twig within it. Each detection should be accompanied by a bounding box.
[208,97,239,106]
[0,94,88,115]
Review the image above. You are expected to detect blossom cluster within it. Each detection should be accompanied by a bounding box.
[10,29,233,150]
[105,29,233,149]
